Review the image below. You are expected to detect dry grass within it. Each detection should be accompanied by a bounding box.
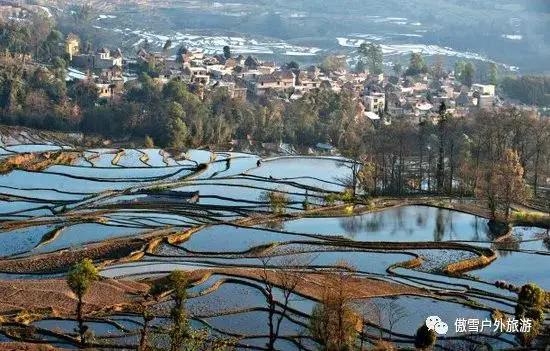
[443,254,495,274]
[0,279,148,316]
[111,149,125,166]
[0,153,36,174]
[0,151,80,174]
[0,342,61,350]
[213,268,430,301]
[139,152,150,165]
[0,240,145,273]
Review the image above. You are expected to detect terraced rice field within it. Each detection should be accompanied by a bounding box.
[0,128,548,350]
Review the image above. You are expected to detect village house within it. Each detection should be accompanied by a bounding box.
[215,80,247,102]
[65,34,80,61]
[296,71,321,93]
[207,64,234,79]
[182,65,210,85]
[71,47,123,71]
[472,84,496,97]
[96,82,114,99]
[250,71,296,96]
[364,92,385,112]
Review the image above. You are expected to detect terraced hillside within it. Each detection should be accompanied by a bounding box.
[0,127,548,349]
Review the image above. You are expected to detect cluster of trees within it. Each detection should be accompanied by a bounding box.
[79,75,369,149]
[0,14,95,130]
[340,105,550,218]
[501,76,550,107]
[355,44,483,88]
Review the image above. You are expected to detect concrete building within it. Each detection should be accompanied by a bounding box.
[364,92,385,112]
[472,84,496,97]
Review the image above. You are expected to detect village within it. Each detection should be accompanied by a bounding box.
[63,33,523,137]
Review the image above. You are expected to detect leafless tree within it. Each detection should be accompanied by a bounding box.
[257,249,316,351]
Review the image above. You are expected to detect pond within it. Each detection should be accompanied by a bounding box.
[5,144,64,153]
[204,310,304,336]
[0,170,138,193]
[360,295,492,337]
[280,206,491,242]
[187,281,266,315]
[32,319,123,336]
[247,157,353,191]
[181,225,319,253]
[0,224,58,257]
[45,164,192,180]
[32,223,149,254]
[468,250,550,290]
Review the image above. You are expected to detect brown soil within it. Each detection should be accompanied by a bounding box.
[0,278,148,315]
[208,268,429,301]
[0,151,79,175]
[0,342,60,351]
[0,240,145,274]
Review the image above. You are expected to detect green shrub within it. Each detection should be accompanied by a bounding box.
[324,193,339,206]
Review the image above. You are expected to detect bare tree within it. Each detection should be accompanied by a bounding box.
[257,250,315,351]
[309,261,361,351]
[355,298,406,346]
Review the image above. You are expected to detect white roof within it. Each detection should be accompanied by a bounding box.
[365,111,380,120]
[416,102,433,111]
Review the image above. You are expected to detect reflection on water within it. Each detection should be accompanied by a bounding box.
[283,206,490,242]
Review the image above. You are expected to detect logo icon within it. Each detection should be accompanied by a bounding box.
[426,316,448,335]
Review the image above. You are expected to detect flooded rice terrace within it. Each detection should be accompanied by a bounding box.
[0,128,548,350]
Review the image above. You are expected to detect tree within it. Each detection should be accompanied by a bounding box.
[454,61,466,79]
[430,55,445,80]
[223,45,231,59]
[138,284,164,351]
[167,270,191,351]
[436,102,449,194]
[257,251,313,350]
[144,135,155,148]
[66,259,99,348]
[532,119,550,197]
[406,52,426,76]
[284,61,300,71]
[163,39,173,53]
[476,148,528,221]
[73,4,95,25]
[497,149,529,221]
[489,63,498,86]
[355,60,366,73]
[70,80,99,110]
[321,55,347,73]
[309,262,361,351]
[176,45,188,62]
[260,190,289,215]
[164,102,188,148]
[461,62,475,86]
[415,324,436,350]
[515,283,546,346]
[358,43,383,75]
[501,76,550,106]
[392,63,402,77]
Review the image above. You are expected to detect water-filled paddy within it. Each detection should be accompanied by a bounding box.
[280,205,491,242]
[0,138,547,350]
[362,294,493,337]
[468,250,550,290]
[247,157,353,191]
[180,225,319,253]
[0,224,58,257]
[32,223,149,254]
